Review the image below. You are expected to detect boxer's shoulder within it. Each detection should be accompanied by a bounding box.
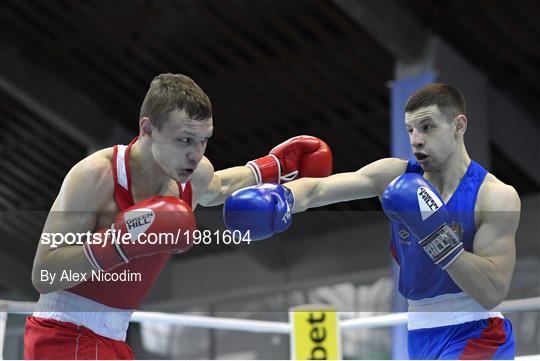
[472,174,520,256]
[190,156,214,189]
[57,147,115,211]
[475,173,520,215]
[71,147,114,184]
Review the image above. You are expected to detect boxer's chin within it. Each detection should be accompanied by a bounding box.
[418,158,433,171]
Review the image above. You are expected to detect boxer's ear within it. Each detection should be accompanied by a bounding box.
[140,117,153,138]
[454,115,467,135]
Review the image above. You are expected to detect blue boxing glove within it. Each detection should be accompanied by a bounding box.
[223,183,295,241]
[381,173,464,269]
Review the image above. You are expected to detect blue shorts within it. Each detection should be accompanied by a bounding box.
[408,317,514,360]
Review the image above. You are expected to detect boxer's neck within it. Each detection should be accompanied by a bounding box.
[424,142,471,202]
[129,138,172,196]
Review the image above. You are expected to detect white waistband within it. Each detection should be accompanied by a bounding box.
[407,292,503,330]
[33,291,133,341]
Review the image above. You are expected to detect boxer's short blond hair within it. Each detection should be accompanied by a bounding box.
[140,73,212,129]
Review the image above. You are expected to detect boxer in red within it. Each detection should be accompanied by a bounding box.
[25,73,332,359]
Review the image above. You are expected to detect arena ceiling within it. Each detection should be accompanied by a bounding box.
[0,0,538,295]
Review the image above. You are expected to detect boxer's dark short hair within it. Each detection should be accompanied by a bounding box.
[405,83,466,120]
[140,73,212,128]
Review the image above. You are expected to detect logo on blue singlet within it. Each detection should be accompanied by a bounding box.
[398,229,411,245]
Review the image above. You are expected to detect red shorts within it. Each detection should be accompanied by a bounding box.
[24,317,134,360]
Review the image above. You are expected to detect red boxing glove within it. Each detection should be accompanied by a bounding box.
[83,196,196,272]
[246,135,333,184]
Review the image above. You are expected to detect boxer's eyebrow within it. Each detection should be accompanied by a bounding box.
[177,130,205,136]
[177,131,213,138]
[418,117,433,125]
[405,117,433,130]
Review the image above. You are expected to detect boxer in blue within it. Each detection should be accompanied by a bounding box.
[224,83,520,359]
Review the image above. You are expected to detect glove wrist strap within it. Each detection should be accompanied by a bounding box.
[83,225,127,272]
[246,154,281,184]
[419,223,464,269]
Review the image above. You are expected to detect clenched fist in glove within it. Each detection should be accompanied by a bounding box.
[246,136,332,184]
[223,183,294,241]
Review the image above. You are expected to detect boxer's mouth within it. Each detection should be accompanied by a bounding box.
[414,153,429,162]
[179,169,194,176]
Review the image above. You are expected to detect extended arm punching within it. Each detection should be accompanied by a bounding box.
[223,158,406,239]
[197,136,332,207]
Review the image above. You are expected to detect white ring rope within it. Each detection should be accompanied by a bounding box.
[131,311,291,334]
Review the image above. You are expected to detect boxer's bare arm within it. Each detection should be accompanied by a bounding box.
[191,157,256,207]
[31,152,113,294]
[445,177,520,309]
[287,158,407,212]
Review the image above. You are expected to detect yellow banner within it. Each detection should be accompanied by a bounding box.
[289,305,341,360]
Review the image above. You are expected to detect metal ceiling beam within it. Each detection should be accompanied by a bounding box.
[332,0,427,62]
[0,39,131,150]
